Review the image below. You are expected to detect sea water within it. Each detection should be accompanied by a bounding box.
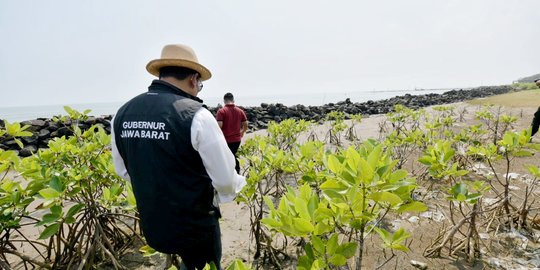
[0,88,457,122]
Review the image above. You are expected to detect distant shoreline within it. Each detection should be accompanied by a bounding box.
[0,85,518,157]
[0,87,469,123]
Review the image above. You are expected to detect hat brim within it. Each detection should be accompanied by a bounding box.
[146,59,212,81]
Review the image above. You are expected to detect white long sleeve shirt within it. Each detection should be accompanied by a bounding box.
[111,108,246,203]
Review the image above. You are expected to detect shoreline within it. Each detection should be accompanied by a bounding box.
[0,85,519,156]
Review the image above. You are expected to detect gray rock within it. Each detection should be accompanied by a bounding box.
[22,134,38,145]
[3,140,18,147]
[19,145,37,157]
[85,116,97,125]
[38,129,51,140]
[20,120,47,132]
[47,122,60,132]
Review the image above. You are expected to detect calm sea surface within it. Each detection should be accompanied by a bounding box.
[0,89,454,122]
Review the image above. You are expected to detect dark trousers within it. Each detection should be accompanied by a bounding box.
[227,141,241,173]
[532,106,540,137]
[178,222,222,270]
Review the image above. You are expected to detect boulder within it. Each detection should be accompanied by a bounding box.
[47,122,60,132]
[22,134,38,145]
[38,129,51,140]
[19,145,37,157]
[20,120,48,132]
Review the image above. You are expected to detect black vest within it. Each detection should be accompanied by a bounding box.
[113,80,219,253]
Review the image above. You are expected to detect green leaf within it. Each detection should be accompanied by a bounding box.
[139,245,157,257]
[304,243,315,260]
[126,183,137,206]
[397,201,428,213]
[451,183,467,196]
[297,257,311,270]
[299,184,312,201]
[455,170,469,176]
[389,170,408,182]
[110,183,122,196]
[312,236,325,254]
[39,223,60,239]
[328,254,347,266]
[314,222,333,235]
[226,259,250,270]
[391,243,409,252]
[314,208,333,222]
[456,193,467,202]
[327,234,338,255]
[14,138,24,149]
[261,218,282,228]
[344,147,360,168]
[39,188,61,200]
[37,213,61,225]
[327,155,342,174]
[514,150,533,157]
[51,205,62,215]
[103,187,111,201]
[336,242,357,258]
[374,227,392,244]
[307,196,318,220]
[370,191,402,206]
[418,157,433,165]
[357,158,374,184]
[263,196,276,211]
[49,176,63,192]
[66,203,84,218]
[528,165,540,177]
[320,179,347,191]
[293,218,314,234]
[64,216,76,224]
[392,228,410,243]
[63,105,74,115]
[466,193,482,202]
[340,170,356,184]
[295,197,311,220]
[367,144,382,168]
[311,259,325,270]
[1,180,17,192]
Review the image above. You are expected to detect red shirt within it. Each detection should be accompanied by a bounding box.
[216,104,247,143]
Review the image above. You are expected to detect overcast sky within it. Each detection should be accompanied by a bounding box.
[1,0,539,107]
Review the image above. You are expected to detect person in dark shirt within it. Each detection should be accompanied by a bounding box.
[111,44,246,269]
[216,93,248,173]
[531,79,540,138]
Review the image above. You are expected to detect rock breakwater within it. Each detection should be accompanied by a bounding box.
[0,85,515,156]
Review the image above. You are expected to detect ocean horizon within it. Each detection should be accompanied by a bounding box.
[0,88,462,123]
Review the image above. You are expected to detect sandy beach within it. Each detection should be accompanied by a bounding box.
[4,90,540,269]
[215,96,540,269]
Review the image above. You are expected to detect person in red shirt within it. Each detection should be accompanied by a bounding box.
[216,92,248,173]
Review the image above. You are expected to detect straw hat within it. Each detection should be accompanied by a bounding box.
[146,44,212,81]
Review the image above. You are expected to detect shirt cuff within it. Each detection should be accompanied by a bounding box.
[217,174,247,203]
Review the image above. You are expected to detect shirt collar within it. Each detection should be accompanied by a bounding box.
[148,80,204,104]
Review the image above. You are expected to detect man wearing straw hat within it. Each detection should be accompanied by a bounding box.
[111,44,246,269]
